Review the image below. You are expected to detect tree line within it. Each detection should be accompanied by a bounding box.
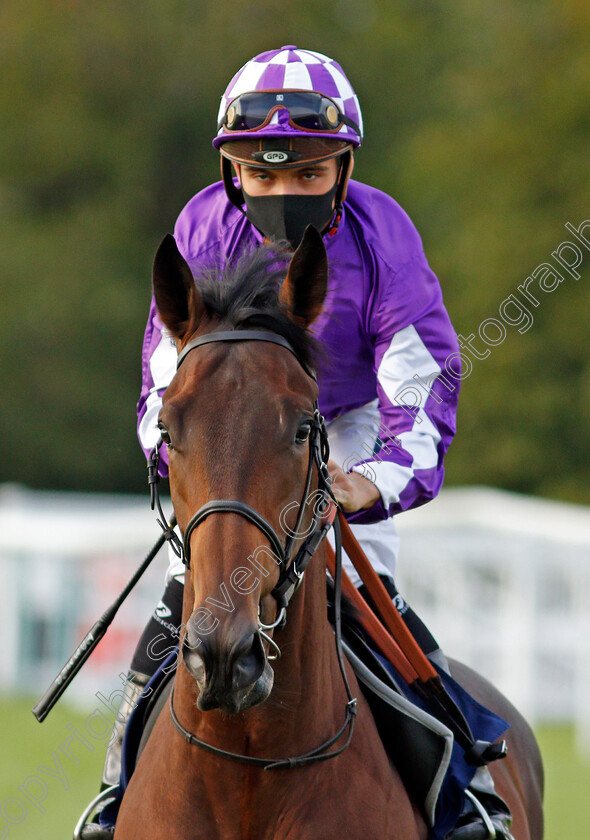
[2,0,589,502]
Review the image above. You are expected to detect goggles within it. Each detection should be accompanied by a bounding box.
[218,90,361,137]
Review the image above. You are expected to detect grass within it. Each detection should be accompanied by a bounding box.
[0,695,105,840]
[535,724,590,839]
[0,695,587,838]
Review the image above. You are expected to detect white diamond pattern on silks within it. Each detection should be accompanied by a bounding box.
[283,61,313,90]
[218,61,269,120]
[265,48,290,65]
[214,46,363,147]
[287,48,325,64]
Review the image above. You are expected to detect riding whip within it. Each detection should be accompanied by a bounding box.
[32,520,175,722]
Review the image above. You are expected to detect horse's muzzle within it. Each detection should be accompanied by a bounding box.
[182,619,274,713]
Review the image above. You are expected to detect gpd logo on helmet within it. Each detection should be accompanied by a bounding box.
[262,151,289,163]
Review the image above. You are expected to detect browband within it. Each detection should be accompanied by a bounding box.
[176,329,317,380]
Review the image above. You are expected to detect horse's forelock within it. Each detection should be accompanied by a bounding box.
[188,246,320,371]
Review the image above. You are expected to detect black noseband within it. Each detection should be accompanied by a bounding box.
[182,500,286,567]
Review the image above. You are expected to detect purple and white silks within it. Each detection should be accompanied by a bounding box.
[137,179,460,584]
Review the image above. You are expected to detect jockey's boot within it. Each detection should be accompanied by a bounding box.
[445,766,514,840]
[102,670,151,787]
[76,670,150,840]
[425,655,514,838]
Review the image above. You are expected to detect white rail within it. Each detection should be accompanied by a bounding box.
[2,483,589,754]
[396,486,590,755]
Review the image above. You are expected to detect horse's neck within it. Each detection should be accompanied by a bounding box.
[175,549,348,755]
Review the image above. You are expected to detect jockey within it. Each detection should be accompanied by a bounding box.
[80,47,513,840]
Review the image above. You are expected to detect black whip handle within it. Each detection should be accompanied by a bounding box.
[32,520,175,722]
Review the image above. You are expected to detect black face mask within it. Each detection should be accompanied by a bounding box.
[242,183,339,249]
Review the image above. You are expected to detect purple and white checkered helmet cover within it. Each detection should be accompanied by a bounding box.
[213,46,363,149]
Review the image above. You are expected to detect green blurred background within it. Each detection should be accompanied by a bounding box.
[3,0,590,499]
[2,0,590,837]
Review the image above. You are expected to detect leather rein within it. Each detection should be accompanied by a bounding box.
[148,328,358,770]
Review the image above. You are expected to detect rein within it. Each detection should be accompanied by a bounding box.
[149,328,358,770]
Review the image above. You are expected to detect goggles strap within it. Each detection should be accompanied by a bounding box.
[221,155,246,210]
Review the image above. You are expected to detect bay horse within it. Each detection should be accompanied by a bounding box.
[115,229,543,840]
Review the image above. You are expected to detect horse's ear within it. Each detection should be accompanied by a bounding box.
[280,226,328,329]
[152,234,205,340]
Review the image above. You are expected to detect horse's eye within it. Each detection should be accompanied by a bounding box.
[295,422,312,445]
[158,423,172,447]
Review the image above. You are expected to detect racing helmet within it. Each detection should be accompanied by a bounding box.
[214,46,363,213]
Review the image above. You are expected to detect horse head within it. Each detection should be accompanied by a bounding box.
[152,227,328,714]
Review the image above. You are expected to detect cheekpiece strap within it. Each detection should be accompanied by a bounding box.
[147,442,183,558]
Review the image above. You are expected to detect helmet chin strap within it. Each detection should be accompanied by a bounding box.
[221,156,246,210]
[325,150,353,238]
[335,150,353,206]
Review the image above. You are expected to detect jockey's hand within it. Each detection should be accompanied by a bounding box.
[327,459,381,513]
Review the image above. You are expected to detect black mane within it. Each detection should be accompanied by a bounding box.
[194,245,319,372]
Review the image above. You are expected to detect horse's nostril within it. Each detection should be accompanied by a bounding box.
[232,631,266,691]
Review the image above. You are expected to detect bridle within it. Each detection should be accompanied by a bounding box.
[148,329,337,616]
[147,328,357,770]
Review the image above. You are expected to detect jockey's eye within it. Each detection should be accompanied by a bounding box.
[295,422,312,446]
[157,422,172,448]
